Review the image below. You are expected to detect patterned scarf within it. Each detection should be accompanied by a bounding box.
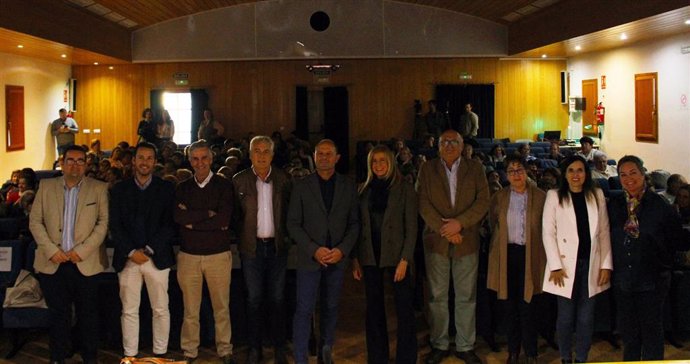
[623,185,645,238]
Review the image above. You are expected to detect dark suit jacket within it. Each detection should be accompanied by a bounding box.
[417,158,490,258]
[109,176,176,272]
[232,167,291,257]
[354,180,417,267]
[287,172,360,271]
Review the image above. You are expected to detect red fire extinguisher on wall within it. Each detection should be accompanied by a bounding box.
[596,102,605,125]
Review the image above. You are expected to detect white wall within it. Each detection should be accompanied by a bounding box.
[568,32,690,177]
[0,51,71,179]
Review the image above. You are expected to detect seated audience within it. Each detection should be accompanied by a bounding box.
[546,142,565,163]
[674,184,690,224]
[591,151,617,179]
[517,143,537,162]
[538,167,560,191]
[576,136,595,161]
[660,174,687,204]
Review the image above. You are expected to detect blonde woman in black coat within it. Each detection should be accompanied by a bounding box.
[352,144,418,363]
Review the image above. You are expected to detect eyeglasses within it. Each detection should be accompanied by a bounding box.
[440,140,461,147]
[506,168,526,176]
[65,158,86,166]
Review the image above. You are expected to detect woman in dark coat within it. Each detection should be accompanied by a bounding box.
[608,155,689,361]
[351,144,418,363]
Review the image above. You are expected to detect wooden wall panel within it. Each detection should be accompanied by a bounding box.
[73,58,568,154]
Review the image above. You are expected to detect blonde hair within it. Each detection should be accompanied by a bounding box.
[359,144,399,194]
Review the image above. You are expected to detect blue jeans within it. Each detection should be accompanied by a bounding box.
[556,258,596,362]
[241,241,288,350]
[292,264,346,364]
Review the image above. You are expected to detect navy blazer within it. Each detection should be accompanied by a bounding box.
[109,176,177,272]
[287,172,360,271]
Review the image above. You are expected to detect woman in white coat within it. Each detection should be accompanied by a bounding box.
[542,155,612,363]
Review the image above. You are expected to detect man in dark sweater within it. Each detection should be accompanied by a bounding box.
[174,140,235,364]
[110,142,176,358]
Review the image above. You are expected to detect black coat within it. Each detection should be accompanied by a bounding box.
[109,176,177,272]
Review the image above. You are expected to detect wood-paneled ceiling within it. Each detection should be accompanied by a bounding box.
[0,0,688,65]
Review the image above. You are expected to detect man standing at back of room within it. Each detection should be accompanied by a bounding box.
[51,108,79,158]
[232,136,291,364]
[417,130,490,364]
[174,140,236,364]
[287,139,360,364]
[459,103,479,141]
[30,145,108,364]
[110,142,176,359]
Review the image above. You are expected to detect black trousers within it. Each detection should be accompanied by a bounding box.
[615,273,670,361]
[362,265,417,364]
[39,263,100,362]
[503,245,537,357]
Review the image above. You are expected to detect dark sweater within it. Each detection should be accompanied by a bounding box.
[174,174,234,255]
[571,191,591,261]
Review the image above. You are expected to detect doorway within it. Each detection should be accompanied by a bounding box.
[296,86,350,174]
[581,79,598,137]
[435,84,495,139]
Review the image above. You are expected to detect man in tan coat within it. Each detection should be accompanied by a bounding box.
[30,144,109,364]
[417,130,489,364]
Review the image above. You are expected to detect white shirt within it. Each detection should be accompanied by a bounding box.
[195,171,213,188]
[254,167,275,239]
[592,165,618,179]
[442,158,461,208]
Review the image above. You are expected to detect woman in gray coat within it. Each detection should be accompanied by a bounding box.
[352,144,418,363]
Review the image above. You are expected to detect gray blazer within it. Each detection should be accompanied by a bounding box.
[287,173,360,271]
[354,180,418,267]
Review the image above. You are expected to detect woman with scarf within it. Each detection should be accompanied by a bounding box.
[542,155,612,363]
[351,144,417,363]
[608,155,689,361]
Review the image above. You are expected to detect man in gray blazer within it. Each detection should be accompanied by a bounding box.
[30,144,109,364]
[287,139,360,364]
[417,130,490,364]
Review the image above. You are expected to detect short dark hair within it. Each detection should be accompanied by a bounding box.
[59,108,67,113]
[62,144,87,159]
[141,108,152,118]
[504,154,526,170]
[617,155,644,174]
[134,142,158,158]
[579,136,594,145]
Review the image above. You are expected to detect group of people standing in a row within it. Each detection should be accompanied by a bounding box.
[28,127,684,364]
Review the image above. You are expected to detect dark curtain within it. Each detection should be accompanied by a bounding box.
[190,89,209,143]
[295,87,308,141]
[150,89,164,119]
[436,84,495,139]
[324,87,349,174]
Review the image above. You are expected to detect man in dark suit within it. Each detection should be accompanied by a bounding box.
[110,142,176,358]
[287,139,360,364]
[417,130,490,364]
[232,136,291,364]
[30,145,109,364]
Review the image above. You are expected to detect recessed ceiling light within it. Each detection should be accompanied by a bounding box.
[541,54,547,58]
[575,45,582,51]
[620,33,628,40]
[108,66,114,70]
[93,62,99,65]
[61,54,67,58]
[685,19,690,25]
[17,45,23,48]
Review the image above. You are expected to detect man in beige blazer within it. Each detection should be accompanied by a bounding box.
[417,130,490,364]
[30,145,109,364]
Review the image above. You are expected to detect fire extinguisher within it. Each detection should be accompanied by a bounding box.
[596,102,605,125]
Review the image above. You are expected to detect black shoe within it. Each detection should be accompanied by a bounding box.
[274,347,289,364]
[506,352,519,364]
[455,350,483,364]
[483,335,500,353]
[184,356,197,364]
[247,348,262,364]
[424,348,449,364]
[154,352,167,358]
[222,354,238,364]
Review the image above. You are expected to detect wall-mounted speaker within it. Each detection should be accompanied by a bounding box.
[560,71,568,104]
[69,78,77,112]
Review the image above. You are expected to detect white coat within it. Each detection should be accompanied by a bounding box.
[541,189,612,298]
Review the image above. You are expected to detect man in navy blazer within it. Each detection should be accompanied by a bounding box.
[110,142,176,358]
[287,139,360,364]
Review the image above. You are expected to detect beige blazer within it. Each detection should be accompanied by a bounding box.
[417,158,490,258]
[29,176,109,276]
[487,184,546,302]
[541,188,612,298]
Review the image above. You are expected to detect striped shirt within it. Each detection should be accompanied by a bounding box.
[62,179,83,252]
